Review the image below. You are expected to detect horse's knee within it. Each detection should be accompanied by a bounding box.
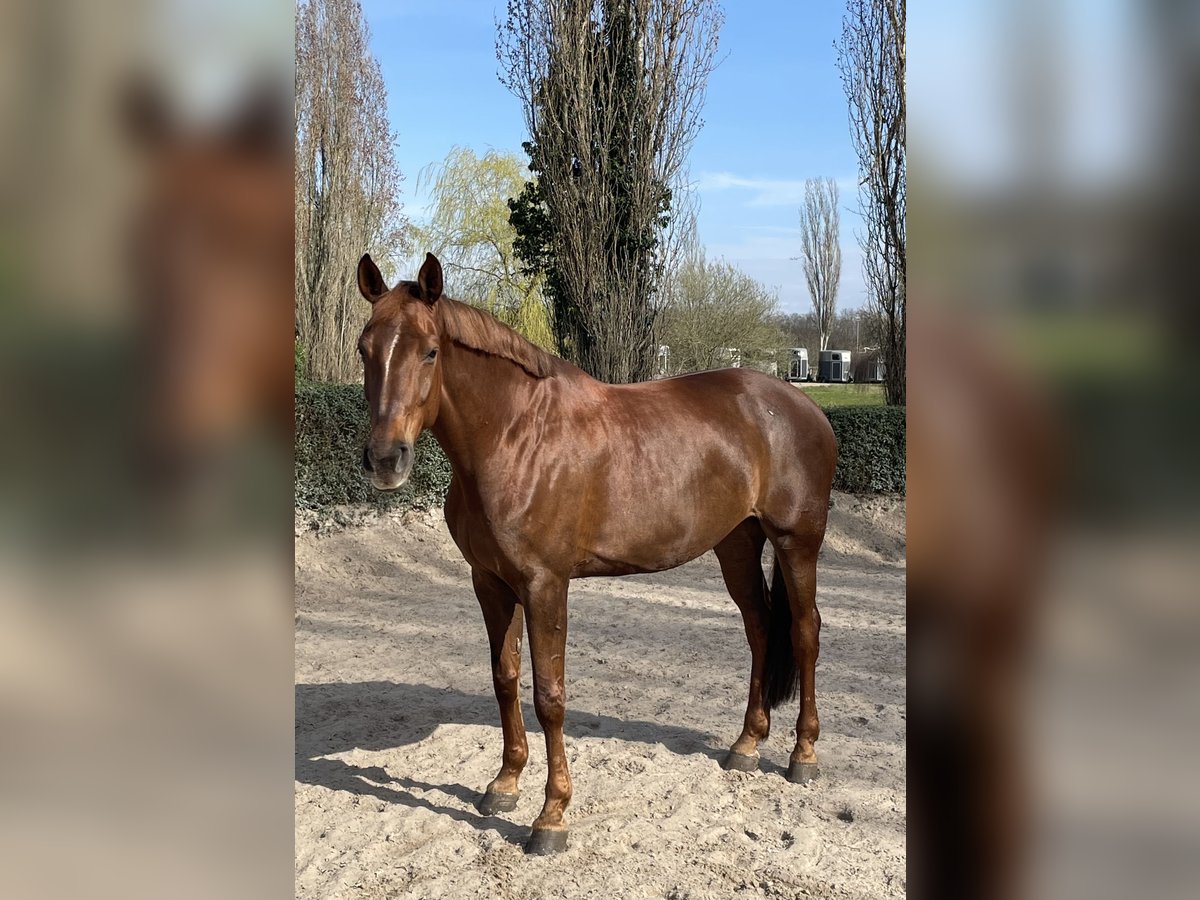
[492,660,521,704]
[533,680,565,725]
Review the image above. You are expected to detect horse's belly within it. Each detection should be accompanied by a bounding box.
[571,509,745,578]
[568,450,757,577]
[570,546,696,578]
[570,548,703,578]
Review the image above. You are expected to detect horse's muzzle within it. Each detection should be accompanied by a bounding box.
[363,442,413,490]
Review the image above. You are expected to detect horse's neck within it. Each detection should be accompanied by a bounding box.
[429,342,542,479]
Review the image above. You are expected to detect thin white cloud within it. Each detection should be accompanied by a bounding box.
[695,172,808,207]
[695,171,860,208]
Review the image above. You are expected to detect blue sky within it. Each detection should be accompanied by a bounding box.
[361,0,864,313]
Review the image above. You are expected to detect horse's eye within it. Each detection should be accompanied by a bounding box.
[424,347,438,362]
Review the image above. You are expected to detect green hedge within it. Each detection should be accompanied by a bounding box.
[824,405,906,494]
[295,383,451,512]
[295,383,905,511]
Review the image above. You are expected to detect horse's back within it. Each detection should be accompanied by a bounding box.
[586,367,836,540]
[606,367,834,467]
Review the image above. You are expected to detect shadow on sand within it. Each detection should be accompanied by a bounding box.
[295,680,777,843]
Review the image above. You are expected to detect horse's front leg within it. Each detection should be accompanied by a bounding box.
[519,571,572,854]
[472,569,529,815]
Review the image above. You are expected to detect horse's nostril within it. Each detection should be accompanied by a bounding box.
[364,443,411,478]
[392,444,412,473]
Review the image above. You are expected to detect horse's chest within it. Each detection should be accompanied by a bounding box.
[444,484,538,572]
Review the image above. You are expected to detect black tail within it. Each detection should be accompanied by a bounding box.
[763,557,799,710]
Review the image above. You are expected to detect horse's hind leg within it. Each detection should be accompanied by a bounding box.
[471,569,529,814]
[770,534,824,783]
[715,518,772,772]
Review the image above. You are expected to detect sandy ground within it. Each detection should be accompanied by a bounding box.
[296,492,906,899]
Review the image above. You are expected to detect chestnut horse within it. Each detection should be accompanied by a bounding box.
[356,252,837,854]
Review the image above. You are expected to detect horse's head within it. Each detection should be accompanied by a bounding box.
[356,252,445,490]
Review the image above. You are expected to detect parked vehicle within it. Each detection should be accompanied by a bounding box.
[852,349,884,383]
[786,348,810,382]
[817,349,852,383]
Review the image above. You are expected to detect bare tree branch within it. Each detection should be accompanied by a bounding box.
[837,0,905,404]
[295,0,408,383]
[797,177,842,352]
[659,236,785,375]
[499,0,723,383]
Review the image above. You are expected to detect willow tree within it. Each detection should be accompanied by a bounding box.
[500,0,723,384]
[415,147,553,349]
[295,0,407,382]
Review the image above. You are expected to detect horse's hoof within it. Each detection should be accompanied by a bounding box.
[477,790,520,815]
[786,761,819,784]
[721,750,760,773]
[525,827,568,855]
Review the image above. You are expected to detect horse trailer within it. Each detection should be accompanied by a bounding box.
[817,350,852,383]
[853,350,884,384]
[786,348,810,382]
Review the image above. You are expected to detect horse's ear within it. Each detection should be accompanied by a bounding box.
[417,253,443,304]
[357,253,388,302]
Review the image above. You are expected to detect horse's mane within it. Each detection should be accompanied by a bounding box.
[436,294,557,379]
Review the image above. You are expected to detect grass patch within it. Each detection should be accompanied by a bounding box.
[796,383,886,408]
